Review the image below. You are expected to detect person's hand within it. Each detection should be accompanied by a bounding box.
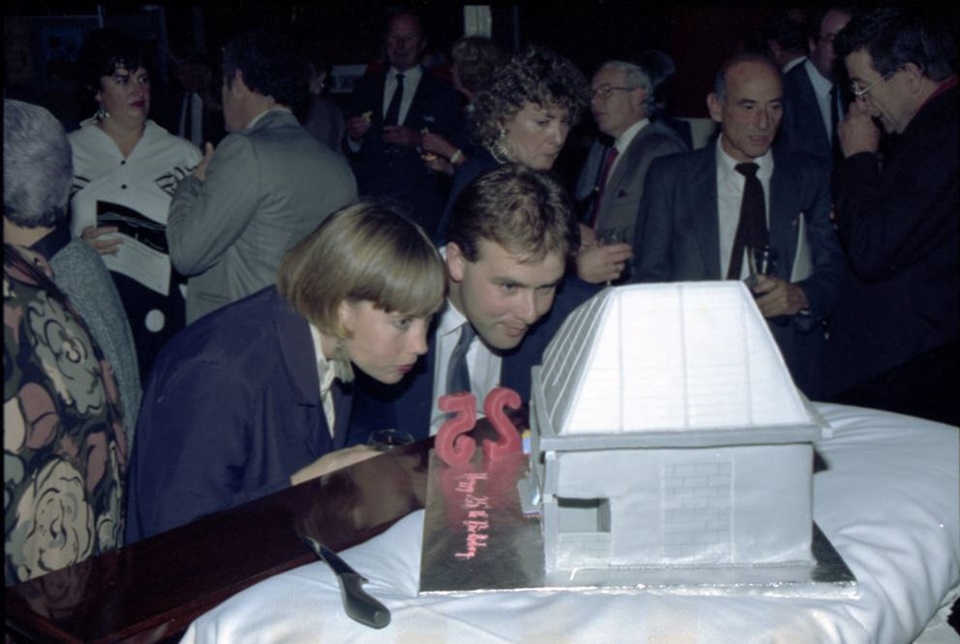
[290,445,380,486]
[751,275,808,317]
[346,114,372,142]
[193,142,215,181]
[575,242,632,284]
[81,225,123,255]
[838,100,881,157]
[579,223,597,246]
[421,132,456,159]
[382,125,422,148]
[423,154,455,175]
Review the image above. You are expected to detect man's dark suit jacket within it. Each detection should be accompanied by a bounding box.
[126,287,352,542]
[348,69,464,237]
[778,63,833,162]
[826,82,959,415]
[635,143,844,398]
[348,277,599,441]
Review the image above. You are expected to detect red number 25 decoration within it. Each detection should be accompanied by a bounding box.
[435,387,522,466]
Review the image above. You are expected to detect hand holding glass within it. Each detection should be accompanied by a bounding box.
[596,227,630,285]
[745,245,776,289]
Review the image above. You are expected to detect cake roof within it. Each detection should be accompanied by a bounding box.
[537,282,819,441]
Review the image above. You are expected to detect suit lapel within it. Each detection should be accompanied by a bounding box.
[272,290,332,456]
[798,72,830,150]
[331,380,353,450]
[691,146,722,279]
[769,151,799,278]
[605,126,646,192]
[402,68,433,130]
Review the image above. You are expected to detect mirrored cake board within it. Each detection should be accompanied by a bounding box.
[419,447,857,597]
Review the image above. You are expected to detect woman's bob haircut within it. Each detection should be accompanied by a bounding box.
[278,200,446,338]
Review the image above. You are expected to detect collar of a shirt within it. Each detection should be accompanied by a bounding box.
[715,135,774,182]
[310,324,355,396]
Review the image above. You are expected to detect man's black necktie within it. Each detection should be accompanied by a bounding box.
[829,84,843,162]
[727,162,768,280]
[446,323,476,395]
[384,73,404,126]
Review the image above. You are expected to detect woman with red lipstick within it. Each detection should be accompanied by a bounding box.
[68,28,202,385]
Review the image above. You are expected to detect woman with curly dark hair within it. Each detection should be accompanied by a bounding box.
[435,45,589,241]
[69,28,201,382]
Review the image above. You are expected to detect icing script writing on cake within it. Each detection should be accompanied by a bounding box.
[453,472,490,559]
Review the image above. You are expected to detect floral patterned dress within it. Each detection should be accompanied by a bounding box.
[4,244,127,586]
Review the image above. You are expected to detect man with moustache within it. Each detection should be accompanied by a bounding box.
[827,8,958,424]
[635,55,844,398]
[350,163,598,440]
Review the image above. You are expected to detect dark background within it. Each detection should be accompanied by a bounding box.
[6,1,959,185]
[2,1,809,122]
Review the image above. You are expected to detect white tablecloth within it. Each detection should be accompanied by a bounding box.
[182,404,960,643]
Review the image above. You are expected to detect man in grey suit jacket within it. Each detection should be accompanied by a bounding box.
[635,55,844,398]
[168,30,357,323]
[576,56,688,285]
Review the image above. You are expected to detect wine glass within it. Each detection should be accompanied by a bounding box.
[596,226,629,285]
[367,428,415,452]
[745,245,776,289]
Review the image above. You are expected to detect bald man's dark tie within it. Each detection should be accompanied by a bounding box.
[384,73,404,126]
[727,162,768,280]
[446,323,476,395]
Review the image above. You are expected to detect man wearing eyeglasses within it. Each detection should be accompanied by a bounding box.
[574,55,688,285]
[778,7,852,164]
[825,8,958,425]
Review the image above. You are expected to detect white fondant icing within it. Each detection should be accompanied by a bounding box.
[533,282,824,575]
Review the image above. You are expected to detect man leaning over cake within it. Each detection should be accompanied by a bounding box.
[350,163,599,441]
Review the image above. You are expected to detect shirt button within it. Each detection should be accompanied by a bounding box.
[121,160,126,165]
[121,184,127,189]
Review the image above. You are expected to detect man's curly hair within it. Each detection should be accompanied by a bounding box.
[470,46,589,152]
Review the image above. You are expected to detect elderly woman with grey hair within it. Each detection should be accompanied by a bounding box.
[420,36,503,175]
[4,99,132,583]
[4,99,141,445]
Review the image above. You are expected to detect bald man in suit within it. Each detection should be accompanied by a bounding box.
[636,55,844,398]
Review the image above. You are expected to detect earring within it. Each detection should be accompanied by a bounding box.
[489,126,514,164]
[333,336,348,361]
[95,106,108,122]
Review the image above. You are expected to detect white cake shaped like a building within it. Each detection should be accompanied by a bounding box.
[529,282,826,582]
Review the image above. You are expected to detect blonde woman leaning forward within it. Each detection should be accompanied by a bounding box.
[125,201,445,543]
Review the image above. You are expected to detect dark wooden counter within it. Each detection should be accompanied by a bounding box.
[4,440,434,643]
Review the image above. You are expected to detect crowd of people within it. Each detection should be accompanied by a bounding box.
[4,6,957,586]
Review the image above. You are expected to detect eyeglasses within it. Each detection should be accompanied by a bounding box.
[591,85,639,101]
[851,71,894,100]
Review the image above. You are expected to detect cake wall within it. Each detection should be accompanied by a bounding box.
[541,444,815,573]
